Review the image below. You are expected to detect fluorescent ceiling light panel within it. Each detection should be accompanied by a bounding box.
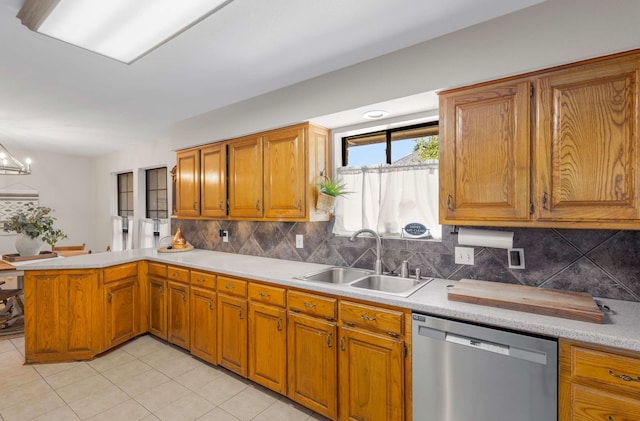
[18,0,232,64]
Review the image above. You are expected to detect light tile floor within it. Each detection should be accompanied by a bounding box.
[0,335,329,421]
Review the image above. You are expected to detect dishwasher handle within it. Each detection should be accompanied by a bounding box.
[417,325,548,365]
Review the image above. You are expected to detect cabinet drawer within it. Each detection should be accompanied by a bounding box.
[103,262,138,283]
[218,276,248,298]
[288,290,336,320]
[571,345,640,395]
[339,301,404,336]
[572,384,640,420]
[148,262,166,277]
[190,270,216,289]
[167,266,189,283]
[248,283,286,307]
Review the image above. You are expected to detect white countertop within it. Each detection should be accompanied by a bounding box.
[20,248,640,353]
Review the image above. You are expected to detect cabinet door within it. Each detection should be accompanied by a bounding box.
[338,326,404,421]
[191,287,216,364]
[167,281,190,350]
[105,278,137,348]
[287,311,337,420]
[217,294,248,376]
[248,301,286,394]
[228,136,263,218]
[440,80,531,223]
[148,276,167,340]
[24,271,99,362]
[176,148,200,217]
[263,126,305,218]
[536,55,640,221]
[201,143,227,218]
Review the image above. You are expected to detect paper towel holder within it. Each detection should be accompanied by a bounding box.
[457,227,514,249]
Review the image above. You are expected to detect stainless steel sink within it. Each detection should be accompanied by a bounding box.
[349,274,431,297]
[295,267,374,284]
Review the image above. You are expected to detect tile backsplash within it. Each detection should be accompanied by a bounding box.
[174,219,640,302]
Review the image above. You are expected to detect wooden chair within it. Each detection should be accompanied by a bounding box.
[52,243,91,257]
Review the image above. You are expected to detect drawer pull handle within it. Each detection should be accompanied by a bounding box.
[541,192,549,210]
[608,416,614,421]
[327,333,333,348]
[107,292,113,303]
[303,302,316,309]
[219,200,224,210]
[255,200,260,210]
[158,286,163,295]
[361,314,377,322]
[259,292,270,298]
[180,291,186,302]
[239,308,243,319]
[225,284,235,290]
[196,278,205,283]
[208,299,213,311]
[446,194,453,210]
[172,273,179,278]
[277,318,282,331]
[340,337,345,351]
[344,321,355,327]
[608,369,640,382]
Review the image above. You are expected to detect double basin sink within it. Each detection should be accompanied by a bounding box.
[294,267,431,298]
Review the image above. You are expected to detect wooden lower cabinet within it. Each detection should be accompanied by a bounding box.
[338,326,404,421]
[287,310,338,419]
[148,276,167,340]
[167,281,190,349]
[248,300,287,394]
[24,270,101,363]
[190,287,216,364]
[103,263,139,349]
[217,292,248,376]
[104,278,138,348]
[560,339,640,421]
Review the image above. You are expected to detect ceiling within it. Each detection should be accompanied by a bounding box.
[0,0,545,156]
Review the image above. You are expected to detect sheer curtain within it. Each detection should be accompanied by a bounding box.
[333,162,440,239]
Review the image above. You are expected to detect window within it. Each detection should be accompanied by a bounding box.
[146,167,168,221]
[334,122,441,239]
[117,172,134,220]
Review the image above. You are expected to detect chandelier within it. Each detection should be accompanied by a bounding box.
[0,144,31,175]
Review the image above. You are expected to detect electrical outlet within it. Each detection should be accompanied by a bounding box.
[455,247,474,265]
[295,234,304,248]
[508,248,525,269]
[221,230,229,243]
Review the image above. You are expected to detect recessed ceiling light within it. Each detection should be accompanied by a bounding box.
[17,0,234,64]
[362,110,389,120]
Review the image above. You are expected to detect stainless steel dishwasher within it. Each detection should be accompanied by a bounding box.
[412,313,557,421]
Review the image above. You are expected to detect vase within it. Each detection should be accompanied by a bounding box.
[15,233,44,256]
[316,192,337,212]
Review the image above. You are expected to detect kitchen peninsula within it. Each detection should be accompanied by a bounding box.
[21,249,640,421]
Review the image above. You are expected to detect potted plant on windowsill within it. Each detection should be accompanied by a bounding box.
[3,205,67,256]
[316,177,350,212]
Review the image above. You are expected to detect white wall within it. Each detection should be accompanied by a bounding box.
[92,138,175,251]
[0,146,97,255]
[169,0,640,150]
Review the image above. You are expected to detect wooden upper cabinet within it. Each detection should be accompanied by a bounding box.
[439,80,532,224]
[535,55,640,222]
[176,148,201,217]
[440,49,640,229]
[263,126,305,219]
[200,143,227,218]
[228,135,264,218]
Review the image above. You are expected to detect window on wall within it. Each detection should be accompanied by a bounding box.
[334,121,441,240]
[146,167,168,222]
[117,172,134,224]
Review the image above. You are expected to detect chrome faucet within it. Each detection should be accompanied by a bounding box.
[349,229,382,274]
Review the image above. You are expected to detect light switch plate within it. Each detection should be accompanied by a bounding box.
[222,230,229,243]
[455,247,474,265]
[295,234,304,248]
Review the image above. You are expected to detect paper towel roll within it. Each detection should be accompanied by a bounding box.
[457,227,514,249]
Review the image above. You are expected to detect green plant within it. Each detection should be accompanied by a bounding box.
[3,205,67,245]
[317,177,350,197]
[413,135,439,161]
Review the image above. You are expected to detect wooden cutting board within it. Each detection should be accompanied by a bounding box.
[447,279,603,324]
